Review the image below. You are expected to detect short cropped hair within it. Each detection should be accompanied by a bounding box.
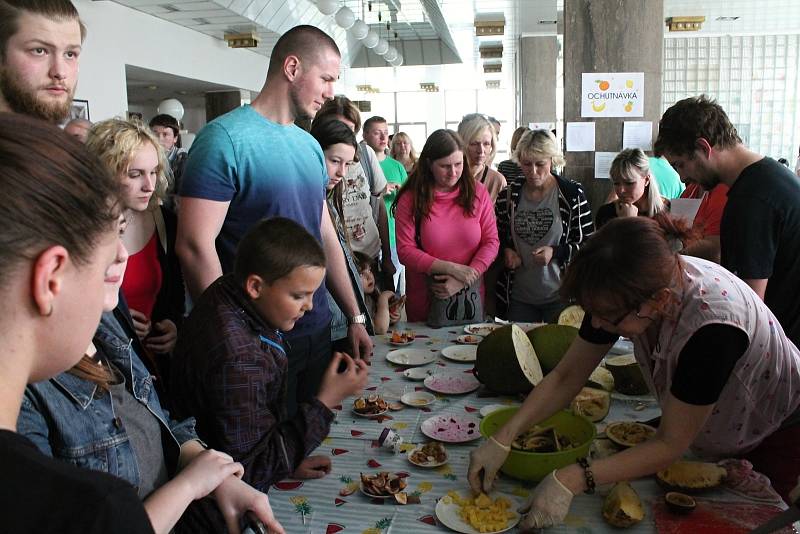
[654,94,742,157]
[316,95,362,134]
[234,217,326,285]
[148,114,180,138]
[0,0,86,60]
[363,115,387,134]
[266,25,340,79]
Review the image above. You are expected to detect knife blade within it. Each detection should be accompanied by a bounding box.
[749,502,800,534]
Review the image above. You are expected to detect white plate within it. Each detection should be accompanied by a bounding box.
[441,345,478,362]
[420,414,481,443]
[456,334,482,345]
[407,445,449,468]
[401,391,436,407]
[435,491,521,534]
[386,348,438,367]
[464,323,502,337]
[351,406,388,418]
[403,367,433,381]
[424,372,481,395]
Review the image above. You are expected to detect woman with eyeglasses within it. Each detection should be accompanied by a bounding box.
[468,215,800,529]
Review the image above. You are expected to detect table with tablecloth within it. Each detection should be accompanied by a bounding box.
[268,323,791,534]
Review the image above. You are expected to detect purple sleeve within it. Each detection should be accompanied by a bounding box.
[204,352,334,491]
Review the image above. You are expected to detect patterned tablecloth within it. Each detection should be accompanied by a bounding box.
[267,323,784,534]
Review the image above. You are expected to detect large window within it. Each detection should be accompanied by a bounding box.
[663,34,800,161]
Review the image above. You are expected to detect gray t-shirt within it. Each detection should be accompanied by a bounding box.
[107,361,169,499]
[511,184,562,305]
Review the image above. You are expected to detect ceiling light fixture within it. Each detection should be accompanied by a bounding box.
[475,12,505,36]
[224,31,258,48]
[666,16,705,32]
[715,16,740,21]
[538,20,557,25]
[479,42,503,59]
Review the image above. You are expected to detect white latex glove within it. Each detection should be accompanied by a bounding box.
[467,437,511,493]
[519,470,574,530]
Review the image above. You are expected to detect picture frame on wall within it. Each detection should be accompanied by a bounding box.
[70,99,90,121]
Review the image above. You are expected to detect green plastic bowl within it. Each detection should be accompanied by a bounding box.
[479,407,596,481]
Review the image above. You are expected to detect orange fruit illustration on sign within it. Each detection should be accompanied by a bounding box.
[596,80,610,91]
[624,101,634,112]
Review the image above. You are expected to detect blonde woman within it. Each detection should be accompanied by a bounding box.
[458,113,507,202]
[494,129,593,322]
[595,148,667,229]
[86,120,185,383]
[390,131,418,174]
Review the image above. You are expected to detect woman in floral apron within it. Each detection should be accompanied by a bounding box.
[468,215,800,530]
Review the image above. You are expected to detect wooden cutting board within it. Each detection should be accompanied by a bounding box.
[653,500,797,533]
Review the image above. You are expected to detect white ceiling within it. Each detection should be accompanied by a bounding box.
[125,65,247,107]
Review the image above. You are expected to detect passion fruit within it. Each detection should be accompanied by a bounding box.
[665,492,696,515]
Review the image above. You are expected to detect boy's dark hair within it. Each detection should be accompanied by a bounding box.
[363,115,387,134]
[148,114,180,138]
[234,217,326,285]
[0,0,86,61]
[266,25,340,79]
[654,94,742,157]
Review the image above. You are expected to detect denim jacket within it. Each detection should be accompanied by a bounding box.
[17,310,198,488]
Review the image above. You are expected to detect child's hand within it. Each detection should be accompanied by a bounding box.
[178,449,244,500]
[318,352,370,409]
[379,290,395,302]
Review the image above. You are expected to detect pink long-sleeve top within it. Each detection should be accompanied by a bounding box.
[395,182,500,322]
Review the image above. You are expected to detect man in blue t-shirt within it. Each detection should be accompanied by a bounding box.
[176,25,373,418]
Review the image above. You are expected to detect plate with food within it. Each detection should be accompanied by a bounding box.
[401,391,436,407]
[424,372,481,395]
[386,330,416,346]
[464,323,502,337]
[605,421,657,448]
[403,367,433,381]
[407,441,448,468]
[352,395,389,417]
[456,334,482,345]
[436,490,521,534]
[360,472,408,502]
[441,345,478,363]
[421,414,481,443]
[386,348,437,367]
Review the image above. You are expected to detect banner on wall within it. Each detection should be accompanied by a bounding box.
[581,73,644,118]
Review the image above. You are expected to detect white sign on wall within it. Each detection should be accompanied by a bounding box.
[581,73,644,118]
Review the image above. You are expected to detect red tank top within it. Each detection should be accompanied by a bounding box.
[121,233,162,319]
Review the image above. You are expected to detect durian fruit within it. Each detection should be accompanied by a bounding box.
[474,325,543,395]
[558,305,585,328]
[570,387,611,422]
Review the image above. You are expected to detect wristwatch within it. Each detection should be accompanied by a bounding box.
[348,313,367,325]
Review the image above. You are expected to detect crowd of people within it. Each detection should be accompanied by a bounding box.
[1,1,800,532]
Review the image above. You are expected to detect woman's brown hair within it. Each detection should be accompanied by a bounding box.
[0,113,121,392]
[392,129,475,223]
[316,95,362,134]
[560,214,699,313]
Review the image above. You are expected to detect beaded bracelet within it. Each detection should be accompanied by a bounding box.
[576,457,596,494]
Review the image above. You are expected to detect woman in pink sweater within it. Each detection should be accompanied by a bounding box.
[393,129,500,322]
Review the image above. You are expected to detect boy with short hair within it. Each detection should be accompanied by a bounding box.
[170,217,369,491]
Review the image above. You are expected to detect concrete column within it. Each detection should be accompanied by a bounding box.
[563,0,664,213]
[519,36,558,127]
[205,90,243,122]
